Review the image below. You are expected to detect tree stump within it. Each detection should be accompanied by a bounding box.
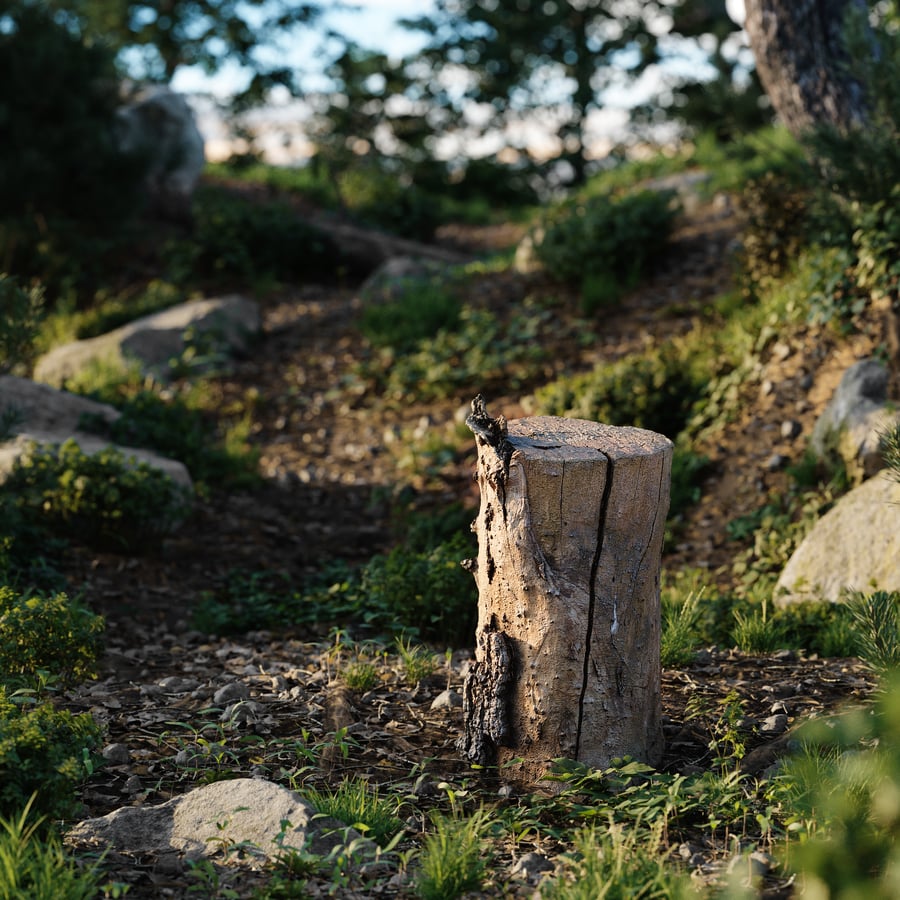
[459,397,672,784]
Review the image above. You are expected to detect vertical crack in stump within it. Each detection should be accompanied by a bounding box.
[575,451,614,759]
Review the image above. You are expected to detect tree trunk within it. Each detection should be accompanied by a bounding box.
[459,401,672,784]
[743,0,870,136]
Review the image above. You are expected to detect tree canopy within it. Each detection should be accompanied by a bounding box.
[40,0,322,105]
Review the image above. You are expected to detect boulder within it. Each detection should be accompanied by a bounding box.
[810,359,900,482]
[774,471,900,605]
[357,256,450,304]
[116,85,205,221]
[0,375,192,491]
[66,778,368,864]
[33,296,260,388]
[512,227,545,275]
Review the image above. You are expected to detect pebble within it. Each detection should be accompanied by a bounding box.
[780,419,802,440]
[727,850,774,879]
[764,453,789,470]
[213,682,251,705]
[508,852,553,883]
[101,743,131,765]
[220,700,264,723]
[430,689,463,710]
[158,675,200,693]
[124,775,143,794]
[761,714,789,735]
[772,341,792,362]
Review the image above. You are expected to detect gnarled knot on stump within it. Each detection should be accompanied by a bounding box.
[465,394,512,470]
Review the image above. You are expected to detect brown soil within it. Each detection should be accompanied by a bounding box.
[56,194,899,896]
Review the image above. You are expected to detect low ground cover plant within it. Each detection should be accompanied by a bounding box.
[4,439,191,552]
[79,378,261,492]
[0,798,102,898]
[164,186,346,289]
[533,188,680,312]
[0,587,103,688]
[0,692,102,821]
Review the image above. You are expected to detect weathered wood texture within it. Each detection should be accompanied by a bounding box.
[459,414,672,784]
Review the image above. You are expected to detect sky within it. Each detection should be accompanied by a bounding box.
[175,0,749,164]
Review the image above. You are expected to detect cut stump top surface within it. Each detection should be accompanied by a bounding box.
[506,416,673,461]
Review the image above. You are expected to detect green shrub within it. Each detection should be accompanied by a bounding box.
[803,245,868,333]
[165,187,344,288]
[416,808,491,900]
[846,590,900,674]
[737,171,812,289]
[81,388,260,490]
[660,589,702,667]
[0,798,101,898]
[776,600,858,659]
[303,777,402,847]
[309,534,477,646]
[337,164,441,239]
[0,690,102,820]
[0,588,103,687]
[883,421,900,483]
[773,675,900,898]
[0,276,43,376]
[368,304,550,402]
[668,444,710,524]
[0,3,146,297]
[729,483,839,598]
[360,282,461,353]
[851,185,900,301]
[542,821,692,900]
[534,189,679,312]
[4,439,191,552]
[532,338,707,439]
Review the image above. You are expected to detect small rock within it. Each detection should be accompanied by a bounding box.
[430,689,463,710]
[124,775,143,794]
[761,714,789,735]
[770,700,790,715]
[220,700,265,724]
[759,380,775,398]
[508,852,554,883]
[772,341,792,362]
[102,743,131,765]
[764,453,789,471]
[780,419,802,441]
[159,676,199,693]
[213,682,250,705]
[727,850,774,879]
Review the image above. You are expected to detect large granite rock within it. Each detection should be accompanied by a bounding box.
[116,85,205,222]
[66,778,368,865]
[775,471,900,605]
[810,359,900,483]
[33,296,260,388]
[0,375,191,491]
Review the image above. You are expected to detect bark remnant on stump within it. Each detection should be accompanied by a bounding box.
[459,397,672,784]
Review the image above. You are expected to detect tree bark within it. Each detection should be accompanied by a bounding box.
[459,402,672,784]
[743,0,870,136]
